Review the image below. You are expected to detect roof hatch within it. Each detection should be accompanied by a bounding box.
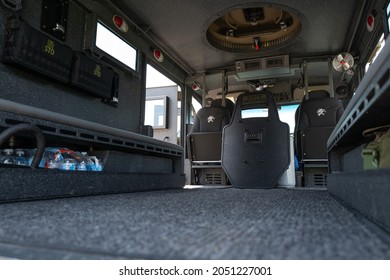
[206,5,302,53]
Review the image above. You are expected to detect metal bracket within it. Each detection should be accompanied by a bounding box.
[41,0,69,41]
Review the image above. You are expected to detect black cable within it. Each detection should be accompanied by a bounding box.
[0,123,45,168]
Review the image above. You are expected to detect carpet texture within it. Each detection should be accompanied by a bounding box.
[0,188,389,259]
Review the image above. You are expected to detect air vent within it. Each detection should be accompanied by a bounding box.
[245,61,261,70]
[235,55,291,80]
[205,173,223,185]
[313,173,327,186]
[266,57,285,68]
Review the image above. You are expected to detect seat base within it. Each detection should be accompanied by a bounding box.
[303,163,328,187]
[192,166,228,185]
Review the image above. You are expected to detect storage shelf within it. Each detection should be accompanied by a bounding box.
[0,100,183,158]
[327,41,390,151]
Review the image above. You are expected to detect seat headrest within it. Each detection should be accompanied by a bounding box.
[211,99,235,115]
[308,90,330,100]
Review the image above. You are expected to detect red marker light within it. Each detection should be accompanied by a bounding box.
[113,15,123,27]
[253,37,260,51]
[192,82,201,91]
[112,15,128,32]
[153,49,164,62]
[367,14,374,32]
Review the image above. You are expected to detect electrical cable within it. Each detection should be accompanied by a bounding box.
[0,123,45,168]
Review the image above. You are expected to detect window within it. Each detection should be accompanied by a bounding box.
[278,104,299,133]
[191,97,202,117]
[386,0,390,35]
[146,65,176,88]
[95,22,137,70]
[365,33,385,72]
[145,65,181,143]
[144,96,168,129]
[241,108,269,118]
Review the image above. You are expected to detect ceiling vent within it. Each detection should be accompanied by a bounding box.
[235,55,292,80]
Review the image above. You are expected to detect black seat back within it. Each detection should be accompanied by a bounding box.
[190,104,231,133]
[211,98,235,119]
[222,91,290,188]
[294,90,344,160]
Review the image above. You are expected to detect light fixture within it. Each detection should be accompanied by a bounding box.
[192,82,202,91]
[367,14,375,32]
[153,49,164,62]
[112,15,128,32]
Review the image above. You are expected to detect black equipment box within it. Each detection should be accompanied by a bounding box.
[3,16,73,83]
[71,52,118,99]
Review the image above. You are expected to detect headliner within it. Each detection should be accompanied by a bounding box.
[110,0,360,74]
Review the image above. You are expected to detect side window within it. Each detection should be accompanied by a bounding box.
[241,108,269,118]
[190,97,202,123]
[278,104,299,133]
[146,65,182,144]
[386,1,390,37]
[95,22,137,71]
[365,33,385,73]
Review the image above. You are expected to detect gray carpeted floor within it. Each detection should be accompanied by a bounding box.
[0,188,389,259]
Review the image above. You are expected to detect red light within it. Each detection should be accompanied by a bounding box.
[154,50,161,59]
[112,15,128,32]
[253,37,260,51]
[113,15,123,27]
[192,82,201,91]
[367,15,374,32]
[153,49,164,62]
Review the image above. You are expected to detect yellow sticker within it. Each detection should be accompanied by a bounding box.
[43,39,55,55]
[93,64,102,77]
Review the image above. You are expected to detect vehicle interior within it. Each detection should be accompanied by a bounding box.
[0,0,389,259]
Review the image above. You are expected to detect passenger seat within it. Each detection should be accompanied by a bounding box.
[187,99,234,185]
[294,90,344,186]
